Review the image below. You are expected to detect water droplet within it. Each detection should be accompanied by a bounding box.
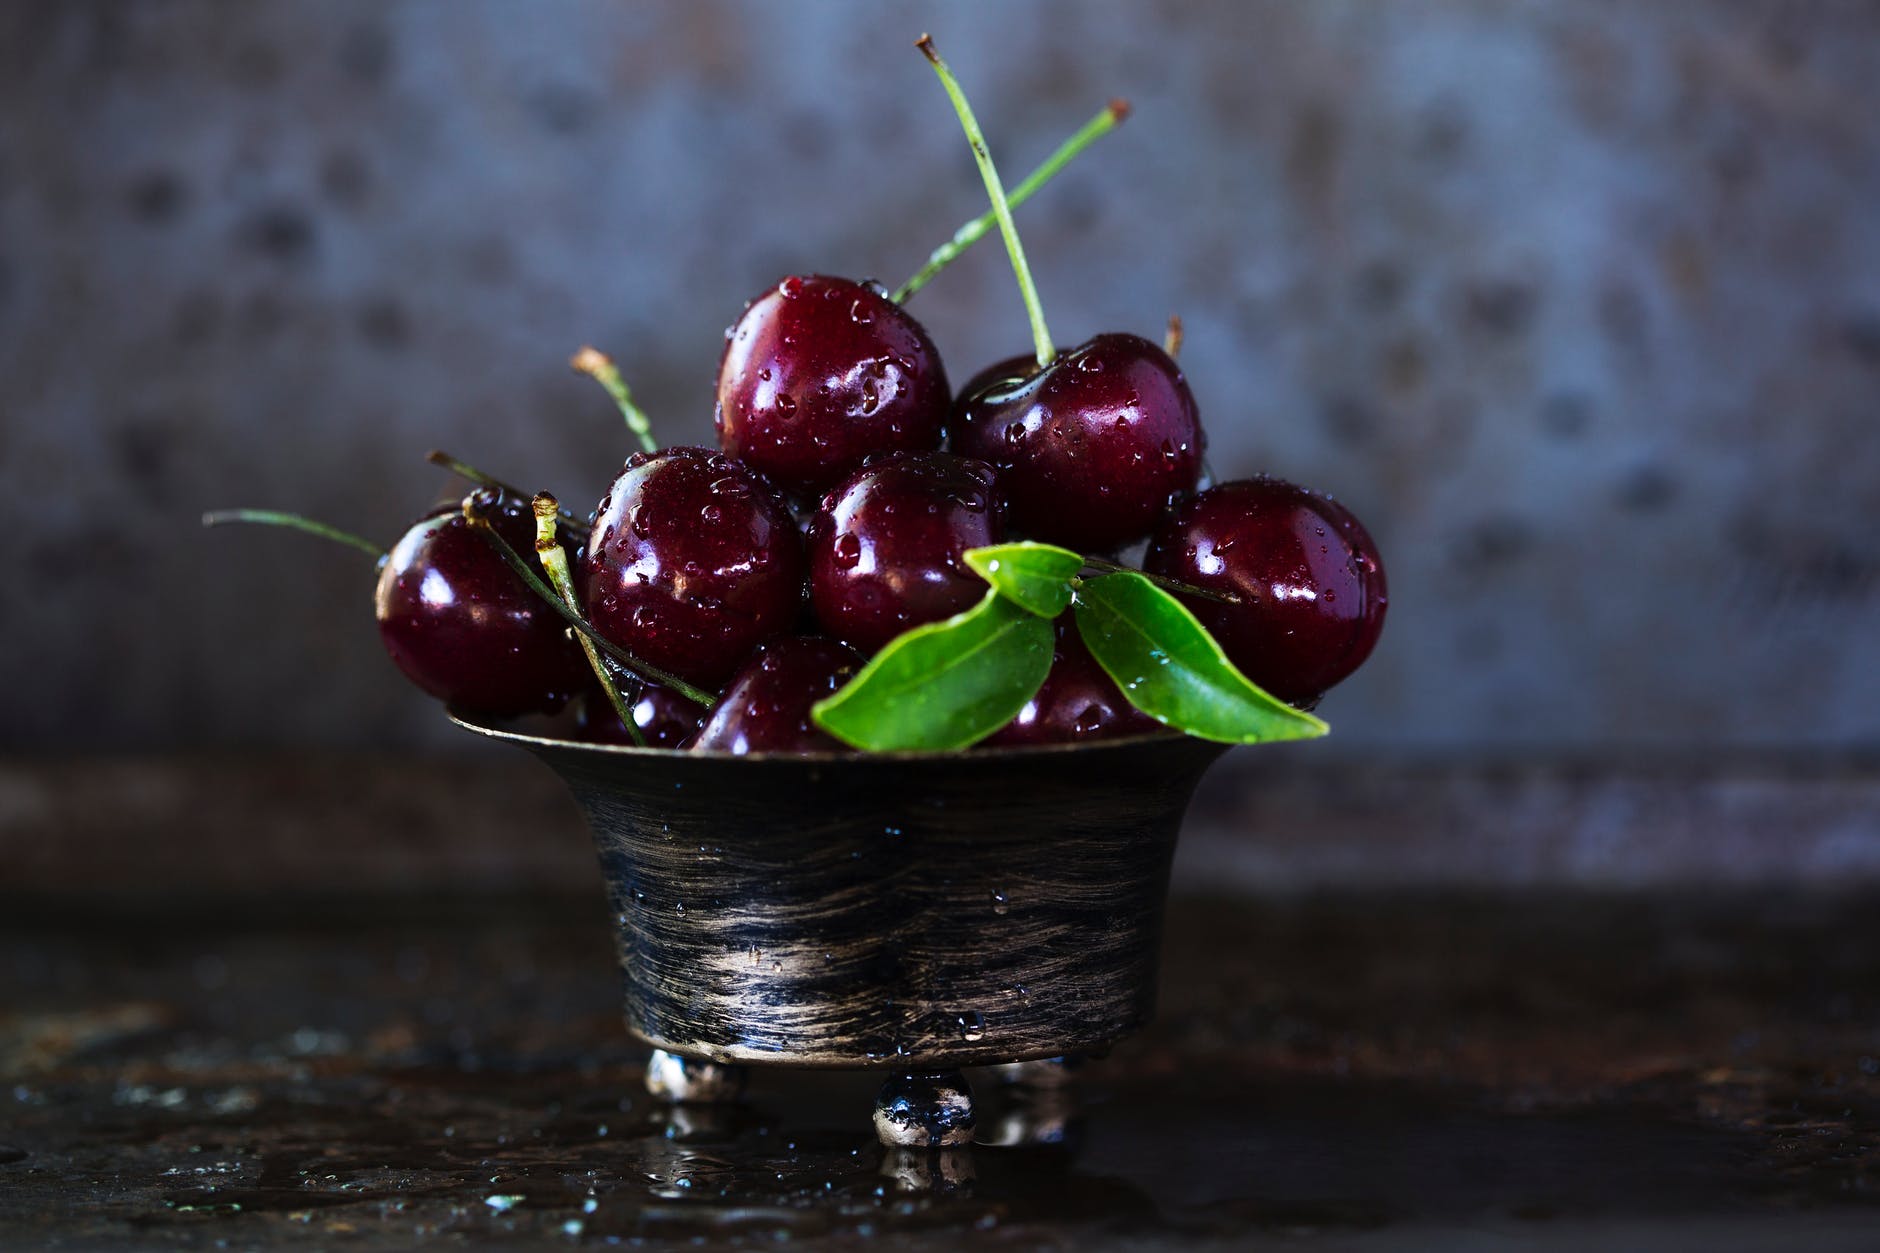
[775,392,796,416]
[777,276,804,299]
[850,299,873,325]
[989,890,1009,915]
[701,504,723,526]
[832,533,863,569]
[957,1011,986,1041]
[757,367,771,381]
[674,902,685,915]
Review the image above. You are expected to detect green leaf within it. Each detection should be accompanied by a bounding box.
[812,589,1055,751]
[1074,572,1328,745]
[963,541,1084,618]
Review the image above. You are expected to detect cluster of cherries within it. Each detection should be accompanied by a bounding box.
[223,40,1387,755]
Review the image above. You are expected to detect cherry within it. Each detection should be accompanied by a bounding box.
[950,333,1203,551]
[1142,477,1387,705]
[715,275,951,497]
[805,450,1004,654]
[915,39,1202,553]
[581,447,805,688]
[689,636,866,754]
[374,492,589,716]
[986,616,1158,746]
[575,684,703,749]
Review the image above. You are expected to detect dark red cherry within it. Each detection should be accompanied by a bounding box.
[374,493,589,716]
[986,616,1159,747]
[716,275,951,497]
[581,447,805,687]
[575,684,705,749]
[1143,477,1387,705]
[805,450,1004,654]
[688,636,865,754]
[950,333,1203,551]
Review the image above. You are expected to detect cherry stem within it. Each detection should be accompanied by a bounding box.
[917,34,1055,369]
[460,495,716,708]
[200,509,384,559]
[893,98,1129,304]
[533,493,646,747]
[571,347,659,455]
[1163,313,1183,360]
[1080,555,1242,605]
[427,450,579,526]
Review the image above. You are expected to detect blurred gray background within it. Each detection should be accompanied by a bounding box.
[3,0,1878,753]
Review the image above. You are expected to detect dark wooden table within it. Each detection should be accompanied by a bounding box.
[3,756,1878,1248]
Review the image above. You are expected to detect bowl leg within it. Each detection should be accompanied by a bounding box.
[873,1069,976,1147]
[643,1048,747,1104]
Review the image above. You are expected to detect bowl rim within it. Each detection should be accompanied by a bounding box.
[447,706,1206,764]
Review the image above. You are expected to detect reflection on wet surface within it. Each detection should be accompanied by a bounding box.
[2,893,1878,1248]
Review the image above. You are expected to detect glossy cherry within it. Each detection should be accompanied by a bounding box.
[805,450,1004,654]
[689,636,866,754]
[581,447,805,688]
[374,492,589,716]
[950,333,1203,552]
[1143,477,1387,705]
[986,616,1159,747]
[575,683,704,749]
[715,275,951,497]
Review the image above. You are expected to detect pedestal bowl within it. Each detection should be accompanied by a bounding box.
[450,711,1228,1144]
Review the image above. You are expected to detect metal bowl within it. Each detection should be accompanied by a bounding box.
[451,712,1227,1071]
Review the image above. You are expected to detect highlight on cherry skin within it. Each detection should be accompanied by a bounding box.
[689,636,867,755]
[805,450,1005,654]
[987,615,1158,747]
[580,447,806,689]
[374,491,591,718]
[716,274,951,498]
[950,332,1204,554]
[575,683,705,749]
[1143,476,1388,706]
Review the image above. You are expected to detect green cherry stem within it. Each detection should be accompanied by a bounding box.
[427,450,580,526]
[1080,555,1242,605]
[917,34,1056,369]
[533,493,645,746]
[200,509,384,559]
[571,347,659,455]
[893,98,1129,304]
[460,494,716,708]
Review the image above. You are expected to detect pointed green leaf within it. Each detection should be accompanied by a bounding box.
[1074,572,1328,744]
[963,541,1084,618]
[812,589,1055,751]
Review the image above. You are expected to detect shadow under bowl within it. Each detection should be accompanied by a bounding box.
[451,711,1228,1070]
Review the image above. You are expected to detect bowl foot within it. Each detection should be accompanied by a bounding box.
[879,1146,976,1193]
[643,1048,747,1104]
[873,1069,976,1147]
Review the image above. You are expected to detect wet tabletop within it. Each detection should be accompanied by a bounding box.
[3,892,1878,1250]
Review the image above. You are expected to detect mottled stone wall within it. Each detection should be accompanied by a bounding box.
[2,0,1877,751]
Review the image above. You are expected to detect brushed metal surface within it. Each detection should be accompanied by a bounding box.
[452,714,1227,1068]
